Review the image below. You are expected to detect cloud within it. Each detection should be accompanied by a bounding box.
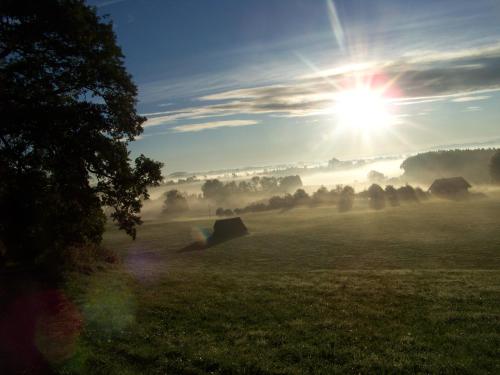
[95,0,128,7]
[171,120,259,133]
[464,106,482,112]
[142,43,500,131]
[451,95,491,102]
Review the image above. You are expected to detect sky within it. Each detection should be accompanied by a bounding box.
[88,0,500,173]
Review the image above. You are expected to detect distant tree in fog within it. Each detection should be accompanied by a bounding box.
[201,179,225,202]
[164,190,189,214]
[279,175,303,193]
[260,176,278,191]
[397,185,419,203]
[238,180,252,193]
[385,185,400,207]
[490,150,500,183]
[368,184,386,210]
[293,189,310,205]
[338,186,355,212]
[414,187,429,201]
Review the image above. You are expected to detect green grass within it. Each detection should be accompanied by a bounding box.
[61,196,500,374]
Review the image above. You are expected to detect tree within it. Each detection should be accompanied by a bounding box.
[338,186,355,212]
[293,188,310,205]
[279,175,302,193]
[368,184,386,210]
[490,150,500,183]
[163,190,189,214]
[397,185,419,203]
[0,1,163,265]
[385,185,400,207]
[201,179,225,202]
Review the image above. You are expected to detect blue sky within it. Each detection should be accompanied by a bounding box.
[89,0,500,172]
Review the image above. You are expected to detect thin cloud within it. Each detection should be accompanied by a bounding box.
[451,95,491,102]
[171,120,259,133]
[95,0,128,7]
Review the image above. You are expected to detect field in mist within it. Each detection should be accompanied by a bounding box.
[60,192,500,374]
[141,157,410,220]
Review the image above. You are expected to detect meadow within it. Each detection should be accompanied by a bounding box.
[61,194,500,374]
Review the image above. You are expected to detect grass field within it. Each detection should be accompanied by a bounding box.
[61,195,500,374]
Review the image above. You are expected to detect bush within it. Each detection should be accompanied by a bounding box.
[61,244,119,274]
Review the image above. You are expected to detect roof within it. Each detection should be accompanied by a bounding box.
[429,177,471,192]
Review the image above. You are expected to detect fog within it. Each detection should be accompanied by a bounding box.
[302,158,406,190]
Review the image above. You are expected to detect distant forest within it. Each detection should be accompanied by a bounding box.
[401,149,498,184]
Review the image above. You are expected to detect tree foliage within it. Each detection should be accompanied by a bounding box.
[0,0,163,264]
[163,190,189,214]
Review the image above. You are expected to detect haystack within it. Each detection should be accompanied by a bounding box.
[209,217,248,244]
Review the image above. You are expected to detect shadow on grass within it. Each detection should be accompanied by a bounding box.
[177,233,248,253]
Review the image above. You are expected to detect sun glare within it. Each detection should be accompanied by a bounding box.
[334,86,393,133]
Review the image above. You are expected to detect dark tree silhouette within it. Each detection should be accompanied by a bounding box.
[397,185,419,203]
[279,175,303,193]
[368,184,386,210]
[163,190,189,214]
[490,150,500,183]
[0,1,163,265]
[292,188,310,205]
[201,179,225,202]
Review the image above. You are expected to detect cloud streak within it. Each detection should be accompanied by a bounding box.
[171,120,259,133]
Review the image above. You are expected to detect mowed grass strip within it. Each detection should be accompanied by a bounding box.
[61,196,500,374]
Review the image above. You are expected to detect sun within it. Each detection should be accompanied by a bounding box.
[334,86,394,133]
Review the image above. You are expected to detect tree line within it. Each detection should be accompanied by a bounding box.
[213,183,429,217]
[401,148,499,184]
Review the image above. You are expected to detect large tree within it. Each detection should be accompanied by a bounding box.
[490,150,500,184]
[0,0,163,265]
